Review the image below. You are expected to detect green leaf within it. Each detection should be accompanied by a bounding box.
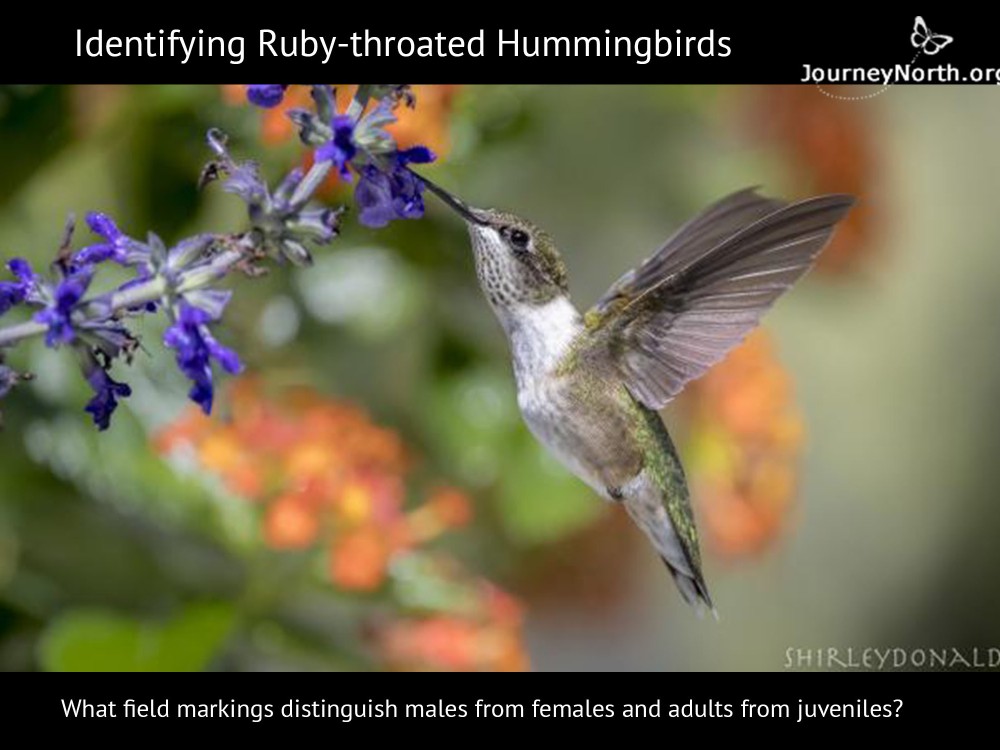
[39,602,236,672]
[496,438,605,545]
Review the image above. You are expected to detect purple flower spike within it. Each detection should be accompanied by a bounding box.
[223,161,267,206]
[354,147,438,229]
[8,258,36,282]
[247,85,289,108]
[164,303,243,415]
[398,146,436,166]
[315,115,358,181]
[74,212,127,266]
[0,284,22,315]
[84,366,131,430]
[354,166,397,229]
[0,258,38,316]
[34,269,93,347]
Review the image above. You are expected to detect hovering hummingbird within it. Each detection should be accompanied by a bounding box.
[420,176,854,614]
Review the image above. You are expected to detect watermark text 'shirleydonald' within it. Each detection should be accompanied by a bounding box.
[786,646,1000,670]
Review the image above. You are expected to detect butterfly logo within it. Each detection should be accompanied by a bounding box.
[911,16,953,55]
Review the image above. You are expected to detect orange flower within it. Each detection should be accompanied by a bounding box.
[742,85,877,275]
[426,487,473,527]
[264,492,321,549]
[380,617,477,671]
[219,84,246,106]
[154,409,211,453]
[329,526,390,591]
[685,330,803,557]
[378,616,529,672]
[335,480,374,525]
[404,487,473,545]
[223,464,266,499]
[155,379,528,671]
[481,583,525,627]
[284,439,338,480]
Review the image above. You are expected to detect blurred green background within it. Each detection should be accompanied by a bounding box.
[0,85,997,671]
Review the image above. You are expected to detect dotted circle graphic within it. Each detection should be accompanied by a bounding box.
[816,52,922,101]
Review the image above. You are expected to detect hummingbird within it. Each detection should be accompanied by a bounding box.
[420,176,854,614]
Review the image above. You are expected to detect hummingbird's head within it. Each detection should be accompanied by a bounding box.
[420,176,569,310]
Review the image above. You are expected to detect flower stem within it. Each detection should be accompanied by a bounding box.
[107,275,168,310]
[289,161,333,210]
[0,320,46,347]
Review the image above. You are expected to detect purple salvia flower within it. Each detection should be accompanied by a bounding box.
[221,160,341,265]
[223,161,267,206]
[82,322,137,364]
[182,288,232,321]
[34,268,93,347]
[9,258,38,287]
[83,365,131,430]
[315,115,358,181]
[165,234,216,274]
[247,85,288,108]
[164,302,242,415]
[290,207,343,243]
[352,100,398,154]
[354,166,397,229]
[74,212,141,267]
[397,146,436,165]
[355,147,437,228]
[0,258,38,315]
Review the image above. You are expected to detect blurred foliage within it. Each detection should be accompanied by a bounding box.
[40,602,235,672]
[5,83,993,672]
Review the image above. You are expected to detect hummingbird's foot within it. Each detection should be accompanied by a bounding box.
[606,486,624,502]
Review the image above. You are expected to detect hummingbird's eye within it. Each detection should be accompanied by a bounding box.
[506,227,531,251]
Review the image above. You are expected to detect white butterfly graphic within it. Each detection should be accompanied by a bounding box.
[911,16,954,55]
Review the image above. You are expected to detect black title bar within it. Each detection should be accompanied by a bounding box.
[5,11,996,83]
[5,670,994,739]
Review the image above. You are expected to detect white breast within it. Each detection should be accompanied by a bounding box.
[501,297,608,492]
[501,295,582,386]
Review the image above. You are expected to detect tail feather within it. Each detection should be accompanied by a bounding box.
[665,558,718,619]
[622,414,718,618]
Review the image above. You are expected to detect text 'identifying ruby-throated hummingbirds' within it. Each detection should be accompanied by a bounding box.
[421,176,853,615]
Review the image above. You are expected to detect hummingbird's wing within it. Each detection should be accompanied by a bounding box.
[582,189,854,409]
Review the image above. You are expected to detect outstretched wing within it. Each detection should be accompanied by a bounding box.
[580,189,855,409]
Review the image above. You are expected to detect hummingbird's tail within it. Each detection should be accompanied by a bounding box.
[622,470,718,619]
[664,558,718,619]
[623,403,718,618]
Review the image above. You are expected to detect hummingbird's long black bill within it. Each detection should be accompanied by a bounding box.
[413,171,488,225]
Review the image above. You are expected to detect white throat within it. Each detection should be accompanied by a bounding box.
[498,295,583,383]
